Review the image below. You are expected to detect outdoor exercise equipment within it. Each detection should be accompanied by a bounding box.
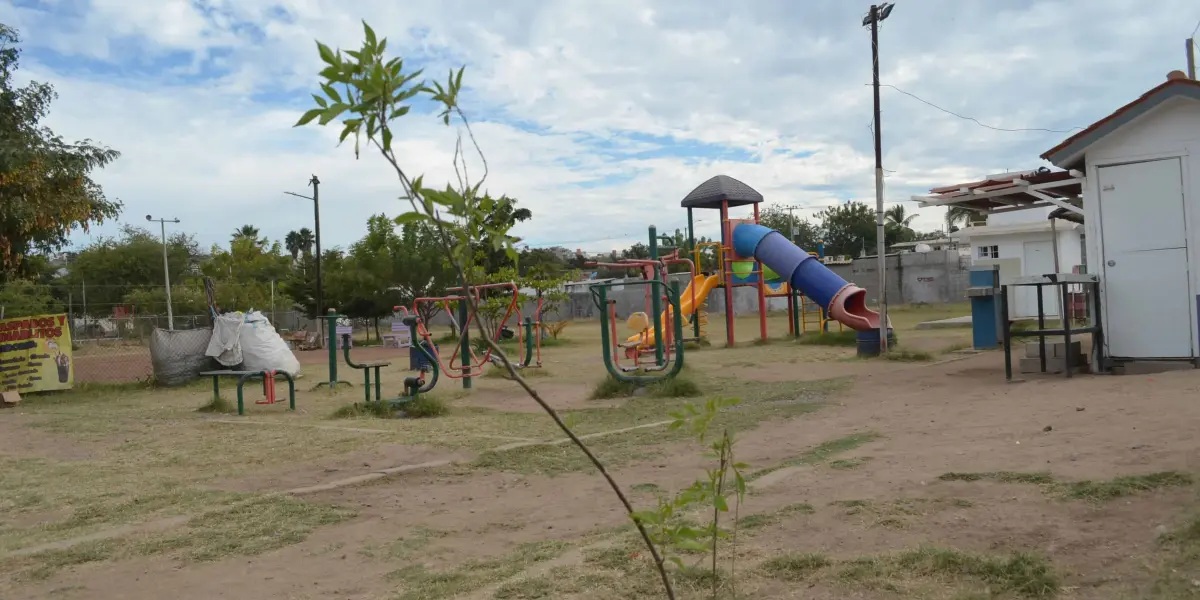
[198,369,296,416]
[340,315,439,407]
[411,281,543,389]
[591,278,685,384]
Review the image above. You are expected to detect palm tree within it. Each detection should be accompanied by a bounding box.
[232,224,260,243]
[946,206,986,231]
[885,205,917,228]
[284,230,301,261]
[296,228,315,257]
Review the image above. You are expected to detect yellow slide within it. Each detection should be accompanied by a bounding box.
[626,274,720,349]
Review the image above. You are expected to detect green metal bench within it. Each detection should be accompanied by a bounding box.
[199,369,296,416]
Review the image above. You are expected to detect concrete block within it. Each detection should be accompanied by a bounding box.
[1024,341,1083,360]
[1019,353,1086,374]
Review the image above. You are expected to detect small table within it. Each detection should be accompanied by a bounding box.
[1000,274,1103,381]
[199,370,296,416]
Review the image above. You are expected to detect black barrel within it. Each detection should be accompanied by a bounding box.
[856,328,897,357]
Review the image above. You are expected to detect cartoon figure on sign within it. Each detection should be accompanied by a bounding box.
[46,339,70,383]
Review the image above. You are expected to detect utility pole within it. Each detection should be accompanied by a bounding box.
[285,175,324,342]
[864,2,895,353]
[145,215,181,329]
[1188,37,1196,79]
[783,205,803,243]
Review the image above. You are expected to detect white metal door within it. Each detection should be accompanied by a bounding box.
[1098,158,1191,358]
[1018,240,1058,317]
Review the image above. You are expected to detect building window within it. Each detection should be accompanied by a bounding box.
[977,245,999,259]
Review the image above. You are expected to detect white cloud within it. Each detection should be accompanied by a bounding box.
[1,0,1195,255]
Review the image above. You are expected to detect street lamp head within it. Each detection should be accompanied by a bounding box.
[145,214,152,221]
[862,2,894,25]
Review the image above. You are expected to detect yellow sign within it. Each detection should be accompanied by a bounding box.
[0,314,74,393]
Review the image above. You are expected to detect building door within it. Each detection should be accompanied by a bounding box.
[1017,240,1058,317]
[1098,158,1191,358]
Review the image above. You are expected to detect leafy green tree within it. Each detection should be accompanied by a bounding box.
[622,242,651,260]
[297,24,677,597]
[521,264,578,327]
[393,221,455,326]
[472,195,532,272]
[327,214,409,337]
[817,201,876,258]
[0,24,120,280]
[202,236,292,312]
[0,278,61,317]
[64,225,199,317]
[758,205,820,250]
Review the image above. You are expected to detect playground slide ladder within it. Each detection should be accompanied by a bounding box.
[800,294,844,334]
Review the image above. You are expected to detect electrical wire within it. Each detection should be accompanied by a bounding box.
[1191,16,1200,37]
[872,83,1086,133]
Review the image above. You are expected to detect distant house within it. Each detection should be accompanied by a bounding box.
[890,238,961,253]
[914,169,1085,319]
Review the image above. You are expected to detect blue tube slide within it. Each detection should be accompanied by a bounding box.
[732,223,880,331]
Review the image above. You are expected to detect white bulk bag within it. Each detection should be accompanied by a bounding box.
[238,311,302,376]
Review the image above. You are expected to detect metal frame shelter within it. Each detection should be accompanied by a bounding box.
[912,167,1103,379]
[911,167,1084,218]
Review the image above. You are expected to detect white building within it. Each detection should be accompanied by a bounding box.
[1041,71,1200,365]
[917,71,1200,369]
[918,170,1085,318]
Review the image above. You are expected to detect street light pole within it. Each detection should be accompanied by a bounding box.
[285,175,324,339]
[864,2,894,352]
[146,215,181,330]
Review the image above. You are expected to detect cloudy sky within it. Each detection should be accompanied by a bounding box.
[3,0,1196,254]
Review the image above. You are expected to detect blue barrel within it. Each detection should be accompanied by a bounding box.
[856,329,897,357]
[409,341,438,371]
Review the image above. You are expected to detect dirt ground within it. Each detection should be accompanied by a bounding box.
[3,306,1199,599]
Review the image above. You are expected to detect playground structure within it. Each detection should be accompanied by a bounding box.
[322,280,542,393]
[585,227,690,383]
[680,175,885,346]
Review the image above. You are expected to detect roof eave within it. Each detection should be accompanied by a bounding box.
[1040,81,1200,169]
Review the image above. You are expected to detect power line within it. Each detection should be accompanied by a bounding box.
[1191,16,1200,37]
[873,83,1086,134]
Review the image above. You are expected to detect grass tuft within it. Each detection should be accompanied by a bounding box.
[737,503,815,530]
[1063,471,1192,502]
[796,331,858,347]
[939,471,1055,485]
[748,432,881,482]
[882,349,933,362]
[483,365,552,379]
[589,376,639,400]
[829,457,872,470]
[939,470,1192,503]
[328,402,395,419]
[760,553,832,580]
[816,547,1060,598]
[648,374,702,398]
[403,395,449,418]
[196,395,236,414]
